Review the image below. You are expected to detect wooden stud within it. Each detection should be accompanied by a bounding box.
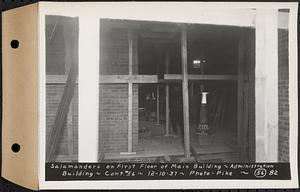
[181,24,191,159]
[165,51,170,136]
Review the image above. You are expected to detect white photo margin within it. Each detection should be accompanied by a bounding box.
[38,2,299,189]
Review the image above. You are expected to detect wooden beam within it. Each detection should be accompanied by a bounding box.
[181,24,191,159]
[99,75,158,83]
[255,9,278,162]
[164,74,237,81]
[47,75,158,84]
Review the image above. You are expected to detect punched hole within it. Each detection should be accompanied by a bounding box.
[10,40,19,49]
[11,143,20,153]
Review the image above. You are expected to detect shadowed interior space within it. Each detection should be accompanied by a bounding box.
[100,20,252,163]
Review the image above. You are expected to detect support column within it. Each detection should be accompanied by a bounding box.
[123,27,135,154]
[165,52,170,136]
[255,9,278,162]
[78,16,99,162]
[181,24,191,158]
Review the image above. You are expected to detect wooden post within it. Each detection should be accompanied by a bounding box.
[165,51,170,136]
[127,27,134,153]
[255,9,278,162]
[181,24,191,158]
[156,86,160,125]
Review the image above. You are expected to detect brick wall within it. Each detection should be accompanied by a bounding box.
[278,29,289,162]
[99,22,139,153]
[46,85,78,161]
[99,84,138,153]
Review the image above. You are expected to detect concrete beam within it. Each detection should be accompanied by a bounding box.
[78,16,99,162]
[255,9,278,162]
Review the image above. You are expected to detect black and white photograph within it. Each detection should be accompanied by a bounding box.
[38,2,298,189]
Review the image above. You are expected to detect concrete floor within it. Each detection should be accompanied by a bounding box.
[103,120,238,162]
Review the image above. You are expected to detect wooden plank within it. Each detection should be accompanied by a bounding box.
[181,24,191,159]
[164,74,237,81]
[67,100,74,156]
[128,28,133,75]
[255,10,278,162]
[65,25,74,157]
[190,145,200,163]
[98,153,105,162]
[237,30,245,159]
[99,75,158,83]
